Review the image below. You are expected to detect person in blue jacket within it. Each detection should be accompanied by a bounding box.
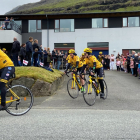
[26,37,33,65]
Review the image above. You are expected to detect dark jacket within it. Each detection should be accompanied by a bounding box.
[57,53,62,61]
[52,50,57,59]
[43,50,47,58]
[47,51,51,62]
[19,47,26,58]
[11,41,20,54]
[33,51,42,59]
[26,41,33,53]
[134,56,139,68]
[126,56,130,65]
[33,43,40,51]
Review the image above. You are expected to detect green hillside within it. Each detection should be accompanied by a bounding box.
[9,0,140,15]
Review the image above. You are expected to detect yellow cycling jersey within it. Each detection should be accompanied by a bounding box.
[84,55,103,69]
[66,55,70,61]
[68,55,83,68]
[0,49,14,69]
[80,56,85,63]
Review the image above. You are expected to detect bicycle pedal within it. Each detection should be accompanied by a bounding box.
[88,93,91,95]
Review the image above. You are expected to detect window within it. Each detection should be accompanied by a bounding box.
[28,20,42,32]
[92,18,103,28]
[123,17,139,27]
[88,42,109,48]
[14,20,22,27]
[123,17,127,27]
[128,17,139,27]
[54,19,74,32]
[92,18,108,28]
[103,18,108,28]
[54,43,75,49]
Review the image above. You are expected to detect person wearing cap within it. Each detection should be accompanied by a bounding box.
[80,48,105,99]
[2,48,6,53]
[65,49,85,93]
[98,52,104,63]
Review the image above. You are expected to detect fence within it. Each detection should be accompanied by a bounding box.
[0,21,22,34]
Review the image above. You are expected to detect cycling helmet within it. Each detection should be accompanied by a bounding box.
[84,48,92,54]
[69,49,75,54]
[99,51,103,55]
[82,53,85,56]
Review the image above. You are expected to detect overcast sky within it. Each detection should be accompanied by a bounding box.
[0,0,40,15]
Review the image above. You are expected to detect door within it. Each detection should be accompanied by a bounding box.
[92,50,109,58]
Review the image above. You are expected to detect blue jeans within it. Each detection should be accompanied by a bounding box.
[12,53,18,66]
[57,61,61,70]
[131,68,134,75]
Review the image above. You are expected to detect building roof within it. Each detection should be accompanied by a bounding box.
[1,11,140,20]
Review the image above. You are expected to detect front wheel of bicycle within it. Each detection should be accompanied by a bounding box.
[6,85,34,116]
[83,82,96,106]
[67,78,79,99]
[103,79,108,99]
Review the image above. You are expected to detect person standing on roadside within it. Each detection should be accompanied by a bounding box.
[19,44,26,66]
[110,54,115,70]
[11,37,20,66]
[126,53,130,73]
[26,37,33,65]
[33,39,40,51]
[134,54,139,77]
[52,49,57,69]
[46,48,51,67]
[57,50,62,70]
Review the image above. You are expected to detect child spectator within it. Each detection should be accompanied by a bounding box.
[123,57,127,73]
[116,58,121,71]
[110,54,115,70]
[33,48,42,67]
[130,58,134,75]
[138,57,140,79]
[120,59,124,71]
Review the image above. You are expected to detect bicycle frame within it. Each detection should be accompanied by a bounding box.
[0,84,20,104]
[87,74,101,94]
[72,73,82,90]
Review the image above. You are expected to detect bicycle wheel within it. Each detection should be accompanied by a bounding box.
[6,85,34,116]
[83,82,96,106]
[67,78,79,99]
[103,79,108,99]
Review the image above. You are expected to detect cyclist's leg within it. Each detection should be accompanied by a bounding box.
[0,67,15,110]
[78,67,85,92]
[96,68,104,98]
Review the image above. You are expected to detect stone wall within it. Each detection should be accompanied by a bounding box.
[11,75,65,97]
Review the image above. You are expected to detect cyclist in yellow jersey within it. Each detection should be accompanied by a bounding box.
[80,48,105,99]
[65,49,85,93]
[0,49,15,110]
[80,53,85,63]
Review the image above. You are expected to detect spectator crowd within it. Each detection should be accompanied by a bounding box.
[1,36,68,71]
[101,51,140,79]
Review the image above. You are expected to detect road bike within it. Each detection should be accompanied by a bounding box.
[0,74,34,116]
[83,72,108,106]
[66,71,87,99]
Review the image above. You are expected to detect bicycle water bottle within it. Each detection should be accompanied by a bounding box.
[92,81,97,88]
[77,78,80,83]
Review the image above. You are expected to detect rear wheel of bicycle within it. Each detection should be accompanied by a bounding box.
[6,85,34,116]
[83,82,96,106]
[103,79,108,99]
[67,78,79,99]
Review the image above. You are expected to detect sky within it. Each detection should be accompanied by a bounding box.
[0,0,40,15]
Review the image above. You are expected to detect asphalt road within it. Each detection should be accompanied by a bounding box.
[0,71,140,140]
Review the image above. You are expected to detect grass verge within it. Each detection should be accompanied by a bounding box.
[15,67,64,83]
